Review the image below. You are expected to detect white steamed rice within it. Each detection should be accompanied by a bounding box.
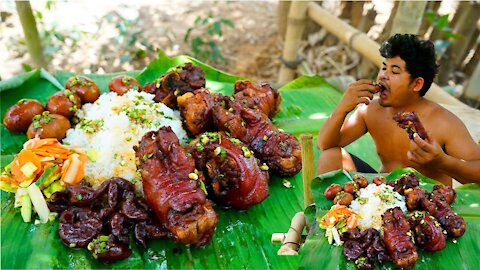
[63,90,188,188]
[349,183,407,231]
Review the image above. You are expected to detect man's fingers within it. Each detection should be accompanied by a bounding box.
[413,133,430,151]
[407,151,422,165]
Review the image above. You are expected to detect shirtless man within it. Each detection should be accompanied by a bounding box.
[316,34,480,186]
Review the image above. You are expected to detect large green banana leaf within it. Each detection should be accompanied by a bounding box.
[299,168,480,270]
[1,51,378,269]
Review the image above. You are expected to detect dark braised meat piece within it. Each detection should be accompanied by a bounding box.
[142,72,181,108]
[382,207,418,268]
[342,228,390,270]
[432,184,456,204]
[212,97,302,176]
[393,111,428,140]
[408,211,446,252]
[134,126,218,246]
[48,178,167,262]
[404,187,466,237]
[58,207,103,248]
[432,198,466,237]
[186,132,269,209]
[88,235,132,262]
[177,89,224,136]
[232,80,281,118]
[142,63,205,108]
[404,186,426,211]
[388,172,419,195]
[178,62,206,92]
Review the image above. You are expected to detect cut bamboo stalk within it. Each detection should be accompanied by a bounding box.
[437,2,480,86]
[277,1,291,40]
[306,1,466,107]
[275,211,306,255]
[389,1,427,36]
[300,133,314,208]
[15,0,47,69]
[377,1,399,43]
[278,1,309,83]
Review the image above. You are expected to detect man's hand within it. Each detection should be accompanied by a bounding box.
[407,132,446,167]
[336,79,379,114]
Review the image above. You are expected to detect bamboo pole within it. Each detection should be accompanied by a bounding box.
[306,1,465,107]
[437,2,480,86]
[278,1,309,83]
[300,134,314,208]
[389,1,428,36]
[277,1,291,40]
[15,0,47,69]
[377,1,399,43]
[273,212,306,255]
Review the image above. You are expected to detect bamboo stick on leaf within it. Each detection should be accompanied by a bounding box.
[300,133,314,208]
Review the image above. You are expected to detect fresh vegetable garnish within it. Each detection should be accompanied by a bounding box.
[1,137,87,223]
[318,204,359,246]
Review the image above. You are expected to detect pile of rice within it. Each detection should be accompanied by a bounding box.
[63,90,188,189]
[349,183,407,231]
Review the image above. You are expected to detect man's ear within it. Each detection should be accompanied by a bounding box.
[412,77,425,93]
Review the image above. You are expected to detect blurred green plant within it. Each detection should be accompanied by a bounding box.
[425,11,459,39]
[184,15,234,64]
[424,10,459,62]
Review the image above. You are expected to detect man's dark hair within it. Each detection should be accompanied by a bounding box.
[379,34,439,96]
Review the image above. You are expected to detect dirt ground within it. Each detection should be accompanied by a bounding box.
[0,0,283,82]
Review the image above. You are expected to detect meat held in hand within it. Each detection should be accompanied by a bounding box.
[134,126,218,246]
[382,207,418,268]
[186,132,269,209]
[393,112,428,140]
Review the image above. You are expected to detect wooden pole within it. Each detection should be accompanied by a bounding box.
[306,1,465,107]
[15,0,47,69]
[300,133,314,208]
[278,1,309,83]
[377,1,399,43]
[308,2,383,66]
[390,1,428,35]
[463,60,480,101]
[277,1,291,40]
[437,2,480,86]
[419,1,442,37]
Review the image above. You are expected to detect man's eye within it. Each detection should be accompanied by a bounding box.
[381,67,386,71]
[392,71,399,74]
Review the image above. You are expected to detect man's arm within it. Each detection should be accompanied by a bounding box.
[407,117,480,184]
[317,79,378,150]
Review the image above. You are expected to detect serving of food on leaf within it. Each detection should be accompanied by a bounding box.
[308,169,470,270]
[1,61,302,263]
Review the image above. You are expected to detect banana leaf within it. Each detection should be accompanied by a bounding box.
[1,51,361,269]
[299,168,480,270]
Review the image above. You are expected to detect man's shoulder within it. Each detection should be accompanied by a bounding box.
[422,100,459,120]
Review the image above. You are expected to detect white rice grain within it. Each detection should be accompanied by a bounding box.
[349,183,407,231]
[63,90,188,189]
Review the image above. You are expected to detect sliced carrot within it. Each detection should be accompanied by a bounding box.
[10,150,42,182]
[24,138,60,150]
[60,153,86,185]
[1,174,19,186]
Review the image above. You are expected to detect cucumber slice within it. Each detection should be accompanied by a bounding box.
[26,184,50,223]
